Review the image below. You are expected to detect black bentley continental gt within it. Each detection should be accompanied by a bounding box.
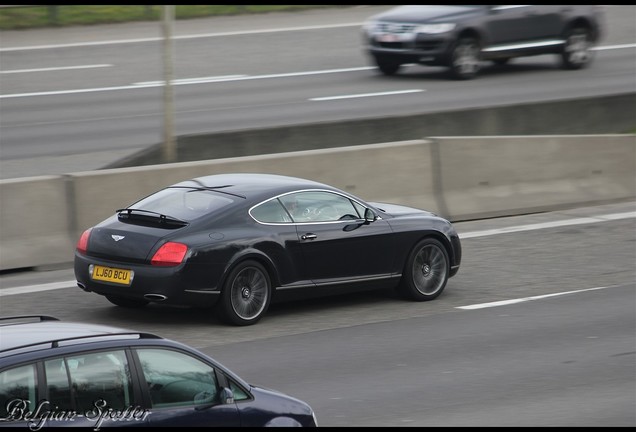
[74,173,462,326]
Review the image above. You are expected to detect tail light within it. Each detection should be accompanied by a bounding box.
[76,228,92,255]
[151,242,188,267]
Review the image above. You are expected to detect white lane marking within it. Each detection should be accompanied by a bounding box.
[1,210,634,297]
[0,43,633,99]
[0,64,112,74]
[0,67,376,99]
[0,281,78,296]
[456,285,615,310]
[459,211,636,239]
[310,89,424,101]
[0,23,364,52]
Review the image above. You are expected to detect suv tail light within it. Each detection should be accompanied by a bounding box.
[151,242,188,267]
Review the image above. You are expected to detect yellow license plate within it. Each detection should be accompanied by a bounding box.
[91,265,133,286]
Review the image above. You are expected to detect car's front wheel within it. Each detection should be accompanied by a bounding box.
[374,57,402,76]
[561,27,594,70]
[220,260,272,326]
[105,295,149,308]
[448,37,481,80]
[399,238,450,301]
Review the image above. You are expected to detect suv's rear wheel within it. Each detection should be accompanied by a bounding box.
[449,37,481,80]
[561,27,594,70]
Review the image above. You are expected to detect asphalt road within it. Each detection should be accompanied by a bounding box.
[1,5,635,179]
[1,6,635,426]
[1,201,635,426]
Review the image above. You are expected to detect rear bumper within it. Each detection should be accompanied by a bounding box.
[74,253,221,308]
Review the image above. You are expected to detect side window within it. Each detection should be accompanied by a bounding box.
[280,191,360,222]
[136,348,219,408]
[250,199,292,223]
[44,358,72,409]
[0,364,37,418]
[66,350,133,412]
[228,379,250,402]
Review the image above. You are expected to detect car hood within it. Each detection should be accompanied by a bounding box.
[371,5,483,24]
[248,385,316,425]
[369,202,436,217]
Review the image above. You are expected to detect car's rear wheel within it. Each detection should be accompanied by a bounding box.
[561,27,594,70]
[220,260,271,326]
[448,37,481,80]
[105,295,149,308]
[399,238,449,301]
[375,57,402,76]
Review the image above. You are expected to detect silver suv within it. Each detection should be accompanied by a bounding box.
[362,5,604,79]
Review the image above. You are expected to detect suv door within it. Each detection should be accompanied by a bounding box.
[485,5,560,45]
[0,349,150,429]
[134,347,241,427]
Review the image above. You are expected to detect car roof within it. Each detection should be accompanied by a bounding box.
[173,173,337,201]
[0,316,160,356]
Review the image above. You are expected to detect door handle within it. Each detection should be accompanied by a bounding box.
[301,233,317,241]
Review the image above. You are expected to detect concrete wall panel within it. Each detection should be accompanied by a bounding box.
[0,176,74,269]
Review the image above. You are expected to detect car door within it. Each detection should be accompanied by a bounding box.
[0,349,151,429]
[485,5,559,45]
[279,191,395,285]
[134,347,241,427]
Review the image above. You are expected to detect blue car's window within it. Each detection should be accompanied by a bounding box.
[0,364,37,418]
[63,350,134,412]
[228,379,250,401]
[136,348,219,408]
[130,188,235,221]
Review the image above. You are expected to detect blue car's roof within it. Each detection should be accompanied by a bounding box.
[0,316,157,354]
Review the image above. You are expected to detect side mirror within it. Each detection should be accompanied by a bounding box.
[364,208,377,224]
[219,387,235,404]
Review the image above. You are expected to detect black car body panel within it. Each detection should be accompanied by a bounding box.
[362,5,604,78]
[0,316,317,427]
[74,173,462,325]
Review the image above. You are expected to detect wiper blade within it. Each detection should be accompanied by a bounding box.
[169,183,247,199]
[116,208,188,227]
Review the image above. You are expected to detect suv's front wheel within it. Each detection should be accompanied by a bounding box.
[448,37,481,80]
[561,27,594,70]
[374,57,402,76]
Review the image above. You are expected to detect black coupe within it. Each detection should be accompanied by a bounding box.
[74,173,462,326]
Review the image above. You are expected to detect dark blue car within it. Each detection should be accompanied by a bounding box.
[0,315,318,428]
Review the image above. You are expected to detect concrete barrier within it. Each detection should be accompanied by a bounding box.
[0,176,74,270]
[1,135,634,271]
[432,135,636,221]
[110,93,636,169]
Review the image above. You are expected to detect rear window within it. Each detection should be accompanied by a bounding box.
[128,188,235,221]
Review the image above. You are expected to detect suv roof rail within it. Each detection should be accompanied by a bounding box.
[0,331,163,356]
[0,315,60,325]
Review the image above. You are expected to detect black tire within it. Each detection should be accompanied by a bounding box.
[105,295,149,308]
[398,238,450,301]
[492,57,511,66]
[375,57,401,76]
[220,260,271,326]
[448,37,481,80]
[561,27,594,70]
